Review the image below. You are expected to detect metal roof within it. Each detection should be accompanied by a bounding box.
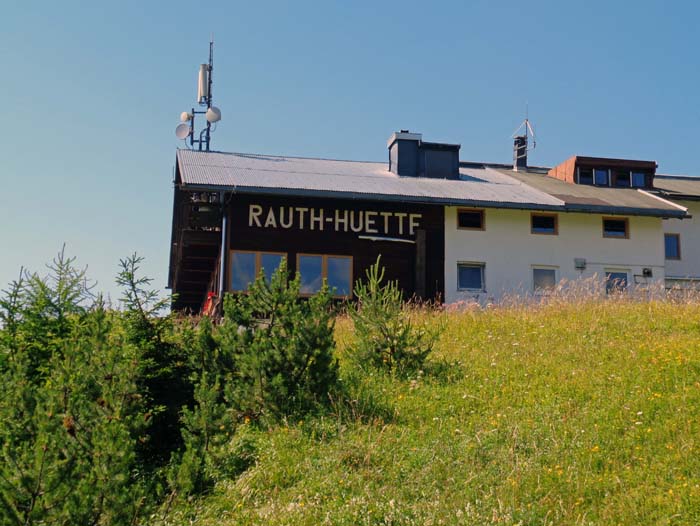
[498,168,687,218]
[176,149,565,210]
[654,175,700,200]
[175,149,687,217]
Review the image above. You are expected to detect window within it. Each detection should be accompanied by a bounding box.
[457,263,485,291]
[665,233,681,260]
[612,169,631,188]
[533,267,557,292]
[578,167,594,185]
[457,209,484,230]
[297,254,353,297]
[531,213,558,235]
[594,169,609,186]
[605,271,628,294]
[230,251,286,291]
[602,217,629,239]
[631,172,647,188]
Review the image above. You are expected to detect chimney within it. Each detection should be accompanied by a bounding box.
[388,130,422,177]
[388,130,461,179]
[513,135,527,171]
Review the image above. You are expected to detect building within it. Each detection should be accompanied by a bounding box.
[167,132,698,312]
[654,176,700,287]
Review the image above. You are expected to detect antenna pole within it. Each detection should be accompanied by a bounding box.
[204,38,214,151]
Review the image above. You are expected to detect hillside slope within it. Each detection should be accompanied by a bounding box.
[163,301,700,525]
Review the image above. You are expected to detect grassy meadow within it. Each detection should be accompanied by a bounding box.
[162,298,700,525]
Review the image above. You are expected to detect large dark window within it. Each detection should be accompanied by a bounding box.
[665,233,681,260]
[457,263,485,291]
[531,213,558,235]
[231,251,286,291]
[603,218,629,239]
[297,254,352,297]
[457,209,484,230]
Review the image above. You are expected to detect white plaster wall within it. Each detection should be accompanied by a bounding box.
[662,200,700,280]
[444,207,665,303]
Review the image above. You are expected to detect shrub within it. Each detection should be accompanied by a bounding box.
[221,259,339,420]
[0,252,151,525]
[348,257,441,376]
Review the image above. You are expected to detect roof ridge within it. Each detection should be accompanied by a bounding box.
[178,148,386,165]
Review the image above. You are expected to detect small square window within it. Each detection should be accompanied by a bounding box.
[533,268,557,291]
[578,168,594,185]
[457,263,485,291]
[665,233,681,260]
[605,271,628,294]
[457,209,484,230]
[594,169,609,186]
[631,172,647,188]
[531,214,558,235]
[603,218,629,239]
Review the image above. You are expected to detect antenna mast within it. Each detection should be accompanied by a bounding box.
[175,37,222,151]
[511,105,536,171]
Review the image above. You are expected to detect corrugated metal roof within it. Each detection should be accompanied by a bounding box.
[175,149,687,217]
[176,149,564,209]
[654,175,700,199]
[499,168,687,217]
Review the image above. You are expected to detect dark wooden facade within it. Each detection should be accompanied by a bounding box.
[225,194,445,300]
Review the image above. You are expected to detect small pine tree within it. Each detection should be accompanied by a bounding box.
[349,257,440,376]
[221,259,339,420]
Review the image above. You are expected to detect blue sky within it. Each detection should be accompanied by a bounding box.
[2,0,699,301]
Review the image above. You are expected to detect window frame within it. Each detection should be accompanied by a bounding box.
[594,168,610,187]
[532,266,558,293]
[602,217,629,239]
[229,250,287,292]
[612,169,631,188]
[577,167,594,185]
[296,253,353,298]
[631,171,647,188]
[530,213,559,236]
[456,208,485,231]
[457,262,486,292]
[664,233,681,260]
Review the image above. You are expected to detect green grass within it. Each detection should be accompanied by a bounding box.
[162,300,700,525]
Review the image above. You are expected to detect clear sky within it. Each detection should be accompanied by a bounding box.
[2,0,699,301]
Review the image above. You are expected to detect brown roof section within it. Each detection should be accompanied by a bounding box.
[496,168,687,218]
[654,175,700,200]
[548,156,657,184]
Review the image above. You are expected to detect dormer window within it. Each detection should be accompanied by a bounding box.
[631,172,647,188]
[612,169,631,188]
[548,156,656,189]
[594,169,609,186]
[578,168,593,185]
